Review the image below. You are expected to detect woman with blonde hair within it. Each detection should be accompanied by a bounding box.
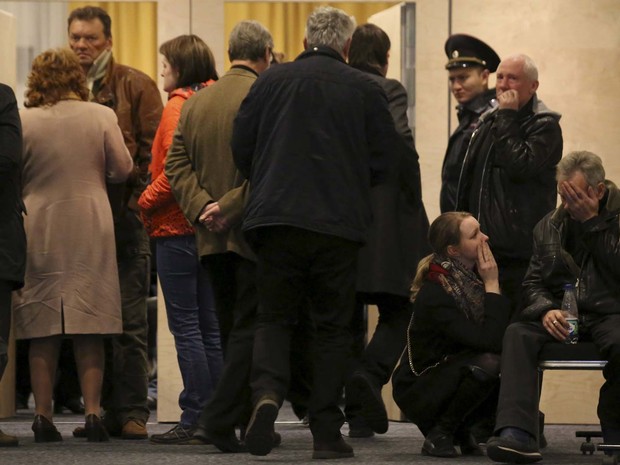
[392,212,511,458]
[138,34,223,444]
[14,48,132,442]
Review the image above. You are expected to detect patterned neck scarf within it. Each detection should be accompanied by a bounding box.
[427,255,486,324]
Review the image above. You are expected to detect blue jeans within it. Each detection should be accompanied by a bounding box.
[156,235,223,427]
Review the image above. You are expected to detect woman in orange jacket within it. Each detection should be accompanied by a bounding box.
[138,35,222,444]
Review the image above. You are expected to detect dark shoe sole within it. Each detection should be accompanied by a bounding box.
[349,375,388,434]
[245,399,279,456]
[149,437,205,445]
[34,431,62,443]
[487,443,543,463]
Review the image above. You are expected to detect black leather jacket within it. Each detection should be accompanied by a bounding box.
[456,96,563,261]
[440,88,496,213]
[521,181,620,321]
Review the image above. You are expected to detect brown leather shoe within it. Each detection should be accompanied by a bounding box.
[0,429,18,447]
[121,419,148,439]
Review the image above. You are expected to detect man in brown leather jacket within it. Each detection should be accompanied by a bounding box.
[68,6,163,439]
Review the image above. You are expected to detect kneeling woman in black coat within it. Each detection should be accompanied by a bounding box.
[392,212,511,457]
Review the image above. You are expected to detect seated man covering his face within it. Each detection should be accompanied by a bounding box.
[487,151,620,464]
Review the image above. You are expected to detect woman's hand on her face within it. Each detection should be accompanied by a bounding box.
[477,241,500,294]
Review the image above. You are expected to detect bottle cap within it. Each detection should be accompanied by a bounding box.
[563,283,575,290]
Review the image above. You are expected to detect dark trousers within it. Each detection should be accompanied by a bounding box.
[103,253,150,424]
[352,293,411,386]
[199,252,258,434]
[497,258,529,320]
[0,280,12,381]
[496,316,620,436]
[250,226,359,441]
[346,293,411,423]
[287,308,314,420]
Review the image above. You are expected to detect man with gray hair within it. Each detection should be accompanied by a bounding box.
[455,54,563,316]
[165,20,274,453]
[487,151,620,463]
[232,6,404,459]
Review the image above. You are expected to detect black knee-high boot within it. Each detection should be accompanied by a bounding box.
[422,367,498,458]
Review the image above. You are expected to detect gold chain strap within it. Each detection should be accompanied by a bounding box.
[406,307,447,377]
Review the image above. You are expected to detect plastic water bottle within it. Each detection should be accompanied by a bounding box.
[561,283,579,344]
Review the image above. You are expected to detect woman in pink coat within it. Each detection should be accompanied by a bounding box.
[14,48,132,443]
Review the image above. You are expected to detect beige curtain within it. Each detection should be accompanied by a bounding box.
[68,2,158,81]
[224,2,397,66]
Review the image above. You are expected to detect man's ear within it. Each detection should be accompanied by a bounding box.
[303,37,308,50]
[596,182,606,200]
[342,37,352,60]
[481,68,490,87]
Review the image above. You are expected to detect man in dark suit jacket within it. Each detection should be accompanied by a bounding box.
[0,83,26,447]
[345,23,431,438]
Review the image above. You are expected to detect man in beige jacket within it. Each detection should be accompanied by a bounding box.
[166,20,273,453]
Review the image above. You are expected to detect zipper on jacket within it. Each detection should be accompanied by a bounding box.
[454,126,480,210]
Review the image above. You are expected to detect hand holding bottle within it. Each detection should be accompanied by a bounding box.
[541,309,570,342]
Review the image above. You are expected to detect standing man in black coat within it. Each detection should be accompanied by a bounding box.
[455,54,563,315]
[440,34,500,213]
[0,83,26,447]
[232,6,404,460]
[345,23,430,439]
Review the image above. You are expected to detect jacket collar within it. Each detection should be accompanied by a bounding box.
[296,45,346,64]
[168,80,214,100]
[230,64,259,77]
[478,93,561,124]
[351,63,383,77]
[458,87,497,115]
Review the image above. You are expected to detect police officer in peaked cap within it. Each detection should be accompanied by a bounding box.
[440,33,500,213]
